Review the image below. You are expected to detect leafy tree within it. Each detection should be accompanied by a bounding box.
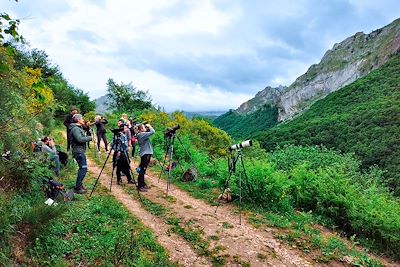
[0,11,21,43]
[106,78,152,113]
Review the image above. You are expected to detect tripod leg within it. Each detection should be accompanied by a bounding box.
[109,161,116,192]
[166,142,174,195]
[123,150,143,203]
[158,148,169,183]
[176,136,198,174]
[239,154,254,199]
[239,169,242,225]
[214,167,235,213]
[89,148,113,198]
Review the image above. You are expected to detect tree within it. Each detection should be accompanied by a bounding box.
[106,78,152,113]
[0,12,21,43]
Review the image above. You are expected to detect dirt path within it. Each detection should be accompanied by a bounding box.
[86,158,211,267]
[135,167,315,267]
[87,155,317,267]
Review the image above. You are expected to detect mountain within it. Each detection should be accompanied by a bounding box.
[214,18,400,136]
[94,95,112,114]
[182,111,226,120]
[236,85,286,114]
[257,53,400,195]
[277,18,400,121]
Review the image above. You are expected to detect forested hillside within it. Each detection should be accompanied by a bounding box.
[257,53,400,195]
[213,105,278,139]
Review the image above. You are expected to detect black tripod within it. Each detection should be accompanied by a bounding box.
[89,131,142,202]
[158,132,197,195]
[214,148,252,224]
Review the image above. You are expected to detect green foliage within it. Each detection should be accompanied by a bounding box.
[164,140,400,260]
[213,104,278,139]
[0,11,21,42]
[106,78,152,113]
[257,53,400,195]
[29,195,174,266]
[12,46,95,117]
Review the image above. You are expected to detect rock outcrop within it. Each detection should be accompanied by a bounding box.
[277,18,400,121]
[227,18,400,122]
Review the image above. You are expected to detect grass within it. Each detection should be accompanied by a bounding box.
[26,165,175,267]
[20,128,176,266]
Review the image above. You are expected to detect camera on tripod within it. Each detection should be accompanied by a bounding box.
[229,140,252,152]
[111,126,124,135]
[164,124,180,138]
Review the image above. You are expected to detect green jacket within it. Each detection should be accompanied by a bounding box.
[70,123,92,154]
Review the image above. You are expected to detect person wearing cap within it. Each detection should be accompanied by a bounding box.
[64,107,78,151]
[70,114,92,194]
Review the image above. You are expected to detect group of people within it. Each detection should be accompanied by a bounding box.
[62,107,154,194]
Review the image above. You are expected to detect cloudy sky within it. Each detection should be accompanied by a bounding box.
[2,0,399,111]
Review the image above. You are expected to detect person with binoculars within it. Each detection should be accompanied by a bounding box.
[112,120,134,185]
[134,123,155,192]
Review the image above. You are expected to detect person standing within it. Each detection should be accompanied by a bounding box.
[135,123,155,192]
[94,115,108,153]
[112,122,134,185]
[64,107,78,151]
[70,114,92,194]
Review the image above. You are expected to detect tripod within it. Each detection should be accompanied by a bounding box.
[158,133,197,195]
[89,132,142,202]
[214,149,252,224]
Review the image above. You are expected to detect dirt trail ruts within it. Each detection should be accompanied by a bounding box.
[86,158,211,267]
[130,165,315,267]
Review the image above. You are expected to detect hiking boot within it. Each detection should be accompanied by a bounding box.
[117,180,122,185]
[74,186,86,194]
[138,187,148,192]
[127,180,135,185]
[143,185,150,190]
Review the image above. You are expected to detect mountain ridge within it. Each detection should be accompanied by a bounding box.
[222,18,400,123]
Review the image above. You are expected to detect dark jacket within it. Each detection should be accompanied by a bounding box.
[95,119,108,134]
[64,114,74,130]
[69,123,92,154]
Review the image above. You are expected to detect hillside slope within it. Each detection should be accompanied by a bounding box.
[214,18,400,138]
[257,53,400,195]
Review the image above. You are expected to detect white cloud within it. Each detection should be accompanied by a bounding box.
[3,0,399,111]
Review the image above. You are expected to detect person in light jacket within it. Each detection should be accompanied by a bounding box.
[135,123,155,192]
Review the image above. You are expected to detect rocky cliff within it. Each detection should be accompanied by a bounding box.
[231,18,400,121]
[236,85,286,114]
[277,18,400,121]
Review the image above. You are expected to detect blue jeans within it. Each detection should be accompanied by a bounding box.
[74,152,87,188]
[50,154,60,176]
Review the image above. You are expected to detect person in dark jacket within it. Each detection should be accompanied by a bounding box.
[70,114,92,194]
[135,123,155,192]
[112,122,134,185]
[64,107,78,151]
[94,115,108,153]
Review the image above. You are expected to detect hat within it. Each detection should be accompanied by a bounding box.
[72,114,83,122]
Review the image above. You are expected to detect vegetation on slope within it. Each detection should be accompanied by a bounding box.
[256,53,400,195]
[213,104,278,139]
[133,110,400,262]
